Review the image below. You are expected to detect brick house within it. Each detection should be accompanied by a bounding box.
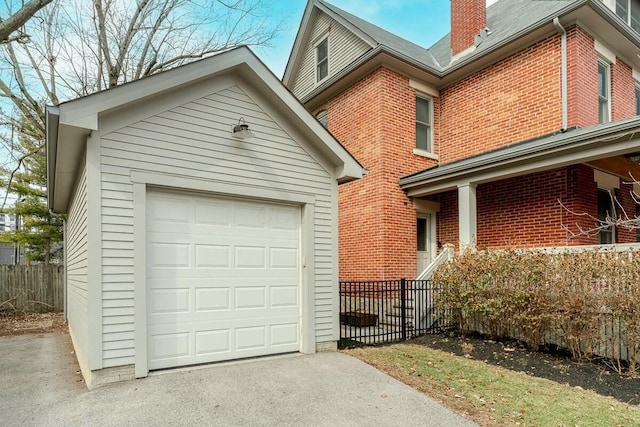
[284,0,640,281]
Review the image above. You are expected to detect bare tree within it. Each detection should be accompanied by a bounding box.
[0,0,282,206]
[560,173,640,239]
[0,0,52,43]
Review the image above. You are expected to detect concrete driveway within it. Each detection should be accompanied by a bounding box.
[0,333,476,426]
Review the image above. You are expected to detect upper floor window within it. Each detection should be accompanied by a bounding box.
[616,0,640,33]
[416,96,432,152]
[316,110,328,128]
[635,83,640,115]
[316,38,328,82]
[598,60,610,124]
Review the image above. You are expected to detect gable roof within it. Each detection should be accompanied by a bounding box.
[399,117,640,197]
[47,46,365,213]
[284,0,640,95]
[317,0,441,70]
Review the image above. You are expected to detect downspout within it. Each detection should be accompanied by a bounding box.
[553,18,568,131]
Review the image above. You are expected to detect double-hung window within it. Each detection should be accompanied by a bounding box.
[598,60,610,124]
[316,38,328,82]
[635,83,640,115]
[416,96,432,152]
[616,0,640,33]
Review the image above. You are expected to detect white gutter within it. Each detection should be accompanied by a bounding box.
[553,18,568,130]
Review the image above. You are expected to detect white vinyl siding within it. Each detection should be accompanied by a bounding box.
[99,84,335,365]
[66,160,89,366]
[292,12,370,99]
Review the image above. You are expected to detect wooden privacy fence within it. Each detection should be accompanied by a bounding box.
[0,265,64,313]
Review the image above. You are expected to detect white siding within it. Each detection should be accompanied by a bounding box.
[292,12,371,99]
[66,160,89,366]
[100,84,336,366]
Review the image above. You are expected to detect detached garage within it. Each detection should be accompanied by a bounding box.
[46,46,364,388]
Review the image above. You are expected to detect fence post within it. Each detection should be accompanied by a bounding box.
[400,278,407,341]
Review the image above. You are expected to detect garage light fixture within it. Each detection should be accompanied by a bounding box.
[232,117,253,139]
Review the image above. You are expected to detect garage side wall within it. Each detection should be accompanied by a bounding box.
[98,82,336,369]
[65,156,90,378]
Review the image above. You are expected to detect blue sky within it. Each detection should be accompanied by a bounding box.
[260,0,498,78]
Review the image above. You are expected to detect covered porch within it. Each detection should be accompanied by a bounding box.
[400,118,640,251]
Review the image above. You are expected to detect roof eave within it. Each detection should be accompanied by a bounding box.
[400,120,640,197]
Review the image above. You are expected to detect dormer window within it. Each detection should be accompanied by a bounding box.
[316,38,328,82]
[615,0,640,33]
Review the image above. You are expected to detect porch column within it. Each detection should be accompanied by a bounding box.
[458,183,477,251]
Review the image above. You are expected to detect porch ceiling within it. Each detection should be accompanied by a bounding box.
[399,118,640,197]
[587,156,640,182]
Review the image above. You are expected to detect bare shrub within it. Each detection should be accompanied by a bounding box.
[433,247,640,376]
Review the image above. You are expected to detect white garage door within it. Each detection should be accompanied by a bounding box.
[146,190,301,370]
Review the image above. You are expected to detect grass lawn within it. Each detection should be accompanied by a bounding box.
[346,343,640,427]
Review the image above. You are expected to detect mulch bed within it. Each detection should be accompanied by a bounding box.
[410,332,640,406]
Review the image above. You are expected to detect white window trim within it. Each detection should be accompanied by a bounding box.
[415,94,435,155]
[594,169,619,244]
[635,82,640,115]
[594,39,616,64]
[598,58,611,124]
[315,36,329,84]
[316,110,328,128]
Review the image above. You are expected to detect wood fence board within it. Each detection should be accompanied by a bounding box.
[0,265,64,313]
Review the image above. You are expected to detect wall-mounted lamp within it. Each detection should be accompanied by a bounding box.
[232,117,253,139]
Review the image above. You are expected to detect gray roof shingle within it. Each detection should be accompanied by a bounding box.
[319,0,583,72]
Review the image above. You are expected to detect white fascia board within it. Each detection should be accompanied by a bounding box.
[56,48,251,130]
[283,0,317,86]
[406,134,640,197]
[314,2,377,48]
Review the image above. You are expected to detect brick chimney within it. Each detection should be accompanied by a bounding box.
[451,0,486,56]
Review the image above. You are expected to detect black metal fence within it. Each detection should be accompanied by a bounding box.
[339,279,450,346]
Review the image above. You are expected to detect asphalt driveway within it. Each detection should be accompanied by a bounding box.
[0,333,476,426]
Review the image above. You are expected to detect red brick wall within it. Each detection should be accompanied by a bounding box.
[611,59,636,121]
[451,0,486,56]
[325,68,437,280]
[437,190,458,248]
[435,165,635,248]
[567,26,599,127]
[439,34,562,163]
[616,181,638,243]
[562,165,599,246]
[319,24,640,280]
[476,169,568,248]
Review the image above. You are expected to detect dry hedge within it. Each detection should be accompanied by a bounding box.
[432,248,640,376]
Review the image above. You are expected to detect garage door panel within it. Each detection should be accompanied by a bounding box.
[149,332,191,361]
[234,246,267,268]
[194,244,231,268]
[270,286,298,307]
[270,323,299,346]
[194,200,232,227]
[148,242,190,268]
[195,330,231,355]
[194,287,231,311]
[148,288,190,314]
[147,191,301,370]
